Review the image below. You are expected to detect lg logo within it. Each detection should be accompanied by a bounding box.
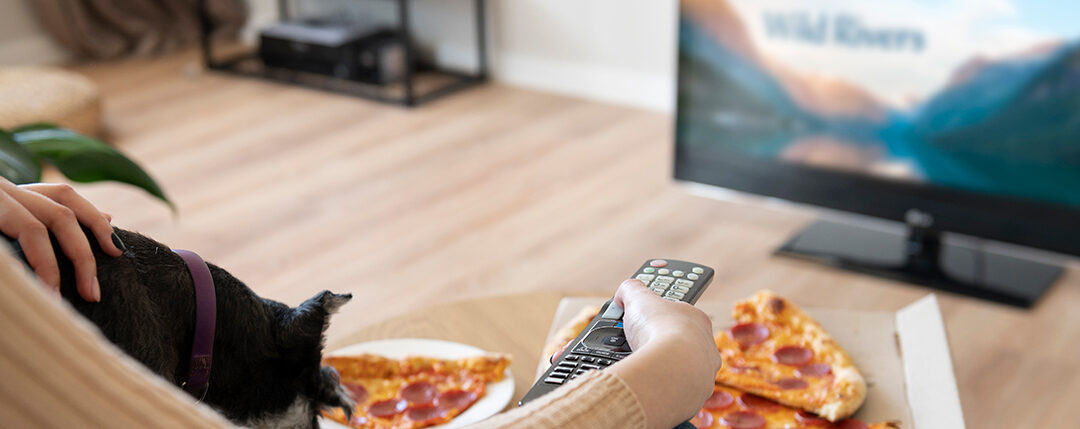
[905,209,934,228]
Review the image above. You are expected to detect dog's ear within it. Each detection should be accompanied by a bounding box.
[283,291,352,348]
[296,290,352,317]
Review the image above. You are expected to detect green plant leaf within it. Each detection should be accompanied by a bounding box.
[12,126,173,209]
[0,128,43,184]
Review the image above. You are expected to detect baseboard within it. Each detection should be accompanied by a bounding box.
[0,35,69,66]
[493,52,674,113]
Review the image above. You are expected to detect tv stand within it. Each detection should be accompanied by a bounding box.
[776,219,1062,307]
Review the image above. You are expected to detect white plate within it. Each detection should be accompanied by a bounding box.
[320,338,514,429]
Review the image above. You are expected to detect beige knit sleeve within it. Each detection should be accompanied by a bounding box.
[468,370,648,429]
[0,247,236,429]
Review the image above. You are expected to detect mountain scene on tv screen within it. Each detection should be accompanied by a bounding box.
[676,0,1080,208]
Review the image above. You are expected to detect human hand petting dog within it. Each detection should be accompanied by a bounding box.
[0,178,123,302]
[609,278,722,429]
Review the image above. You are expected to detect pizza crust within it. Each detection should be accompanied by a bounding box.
[814,363,867,421]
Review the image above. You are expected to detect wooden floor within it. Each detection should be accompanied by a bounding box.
[68,52,1078,428]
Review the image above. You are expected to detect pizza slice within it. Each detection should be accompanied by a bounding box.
[321,353,511,429]
[713,290,867,422]
[688,385,898,429]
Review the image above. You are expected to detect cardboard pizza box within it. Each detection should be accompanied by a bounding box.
[537,295,966,429]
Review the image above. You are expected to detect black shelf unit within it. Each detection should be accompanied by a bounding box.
[196,0,488,106]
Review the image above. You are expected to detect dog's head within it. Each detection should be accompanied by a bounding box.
[227,289,358,429]
[273,290,357,428]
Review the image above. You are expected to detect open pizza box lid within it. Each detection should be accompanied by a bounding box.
[537,295,966,429]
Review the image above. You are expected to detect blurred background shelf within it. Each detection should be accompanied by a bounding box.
[197,0,487,106]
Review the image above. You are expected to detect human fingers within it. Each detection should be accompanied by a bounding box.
[615,277,719,368]
[21,183,121,257]
[614,278,689,349]
[0,186,61,294]
[7,186,100,302]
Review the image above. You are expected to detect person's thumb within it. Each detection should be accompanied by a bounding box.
[613,278,650,310]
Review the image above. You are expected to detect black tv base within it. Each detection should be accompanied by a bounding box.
[776,219,1062,308]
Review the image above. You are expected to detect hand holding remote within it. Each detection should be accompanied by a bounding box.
[609,279,722,429]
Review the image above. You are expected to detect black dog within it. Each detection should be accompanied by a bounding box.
[17,228,356,428]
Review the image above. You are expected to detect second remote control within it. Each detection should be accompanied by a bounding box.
[518,259,715,405]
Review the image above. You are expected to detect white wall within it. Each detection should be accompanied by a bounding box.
[0,0,680,112]
[489,0,679,113]
[0,1,69,66]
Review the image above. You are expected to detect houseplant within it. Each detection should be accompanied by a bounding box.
[0,123,171,209]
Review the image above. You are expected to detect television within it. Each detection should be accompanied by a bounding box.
[674,0,1079,307]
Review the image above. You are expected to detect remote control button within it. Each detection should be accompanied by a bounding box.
[673,270,685,277]
[643,267,656,274]
[650,259,668,268]
[602,335,627,347]
[544,376,565,385]
[598,359,613,366]
[674,279,694,287]
[564,354,581,361]
[575,369,587,375]
[656,276,675,284]
[635,274,656,283]
[671,285,690,293]
[581,356,596,363]
[657,268,670,275]
[580,364,601,371]
[663,296,681,301]
[649,288,663,295]
[692,267,704,274]
[667,292,686,299]
[687,273,699,280]
[601,302,624,320]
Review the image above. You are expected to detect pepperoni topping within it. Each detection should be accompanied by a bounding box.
[730,323,770,346]
[737,393,779,409]
[703,389,735,410]
[768,297,786,313]
[400,381,437,405]
[773,346,813,366]
[343,383,369,404]
[835,419,870,429]
[367,398,407,418]
[719,411,766,429]
[438,389,479,412]
[774,377,809,390]
[689,409,714,428]
[796,363,832,377]
[405,404,447,423]
[795,410,831,426]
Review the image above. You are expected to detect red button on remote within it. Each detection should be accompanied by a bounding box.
[650,259,668,268]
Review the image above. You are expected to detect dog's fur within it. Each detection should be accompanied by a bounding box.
[53,228,355,428]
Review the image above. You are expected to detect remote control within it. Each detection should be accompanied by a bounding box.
[518,259,715,405]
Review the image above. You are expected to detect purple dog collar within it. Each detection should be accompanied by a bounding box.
[173,249,216,400]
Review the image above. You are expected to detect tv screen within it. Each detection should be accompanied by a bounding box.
[675,0,1080,255]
